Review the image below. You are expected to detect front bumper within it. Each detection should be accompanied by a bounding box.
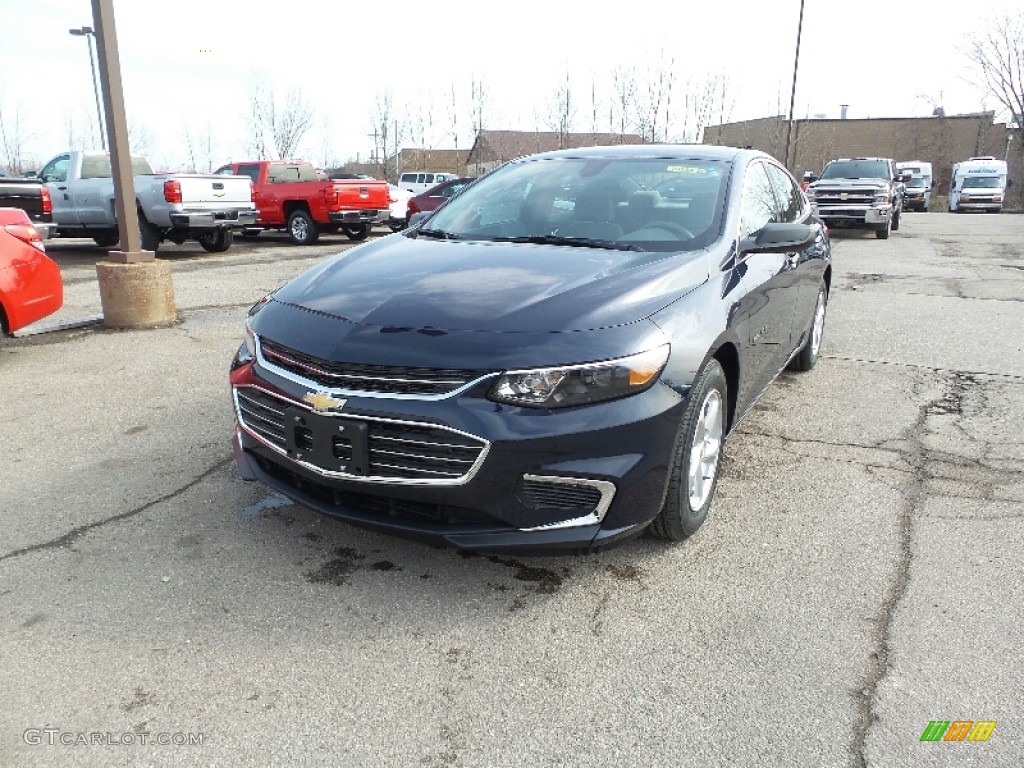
[814,204,891,227]
[229,360,685,554]
[170,209,258,230]
[328,209,389,226]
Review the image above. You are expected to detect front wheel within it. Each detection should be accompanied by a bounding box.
[875,218,891,239]
[790,281,828,372]
[343,224,368,241]
[197,229,233,253]
[93,233,119,248]
[388,220,405,233]
[287,210,319,245]
[649,359,728,541]
[891,207,901,231]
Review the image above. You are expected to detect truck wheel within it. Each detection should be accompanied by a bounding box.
[287,210,319,245]
[138,212,160,252]
[875,219,891,240]
[93,234,119,248]
[343,224,368,241]
[891,208,901,231]
[198,229,234,253]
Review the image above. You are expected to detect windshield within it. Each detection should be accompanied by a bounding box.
[906,178,926,188]
[820,160,890,180]
[419,156,729,252]
[962,176,1002,189]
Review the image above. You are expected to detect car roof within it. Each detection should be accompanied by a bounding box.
[516,144,751,163]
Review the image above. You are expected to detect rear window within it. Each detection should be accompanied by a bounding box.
[267,163,318,183]
[80,155,154,179]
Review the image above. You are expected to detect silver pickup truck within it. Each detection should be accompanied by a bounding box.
[803,157,911,240]
[37,151,257,253]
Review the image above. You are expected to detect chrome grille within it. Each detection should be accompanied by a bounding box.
[235,386,488,484]
[259,337,491,396]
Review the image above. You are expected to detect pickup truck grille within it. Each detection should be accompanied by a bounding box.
[259,338,492,396]
[811,190,875,206]
[235,386,488,483]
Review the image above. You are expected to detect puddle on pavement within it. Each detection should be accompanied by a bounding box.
[240,493,294,521]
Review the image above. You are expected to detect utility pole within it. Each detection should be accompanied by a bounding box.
[784,0,807,171]
[91,0,176,328]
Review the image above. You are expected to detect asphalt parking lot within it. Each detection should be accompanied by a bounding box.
[2,215,1022,767]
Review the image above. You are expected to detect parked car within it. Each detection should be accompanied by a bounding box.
[37,151,257,253]
[230,145,831,554]
[396,171,461,194]
[386,184,414,232]
[216,160,390,244]
[0,207,63,335]
[803,157,909,239]
[405,177,476,221]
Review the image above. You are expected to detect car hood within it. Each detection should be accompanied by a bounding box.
[270,234,711,334]
[809,178,887,190]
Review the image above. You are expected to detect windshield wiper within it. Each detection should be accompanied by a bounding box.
[415,228,461,240]
[487,235,642,251]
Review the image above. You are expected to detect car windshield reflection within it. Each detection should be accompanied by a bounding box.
[420,156,729,252]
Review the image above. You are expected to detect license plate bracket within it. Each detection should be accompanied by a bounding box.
[283,407,369,475]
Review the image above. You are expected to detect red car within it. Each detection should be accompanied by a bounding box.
[406,177,476,221]
[0,208,63,334]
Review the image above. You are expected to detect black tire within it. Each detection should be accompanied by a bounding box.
[875,219,890,239]
[790,280,828,372]
[197,229,233,253]
[388,221,405,233]
[138,212,160,252]
[93,233,119,248]
[343,224,369,241]
[287,210,319,245]
[891,207,901,231]
[240,229,262,240]
[650,359,728,541]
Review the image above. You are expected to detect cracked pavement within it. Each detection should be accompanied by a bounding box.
[1,215,1022,766]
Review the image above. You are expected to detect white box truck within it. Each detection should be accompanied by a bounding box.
[896,161,933,211]
[949,157,1008,213]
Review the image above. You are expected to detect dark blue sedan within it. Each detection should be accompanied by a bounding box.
[230,145,831,554]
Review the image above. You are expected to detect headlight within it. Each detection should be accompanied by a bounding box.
[488,345,670,408]
[874,191,891,203]
[804,189,816,200]
[244,323,256,358]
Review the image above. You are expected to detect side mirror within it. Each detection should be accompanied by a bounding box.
[802,171,816,182]
[739,222,817,254]
[900,171,913,182]
[407,211,431,229]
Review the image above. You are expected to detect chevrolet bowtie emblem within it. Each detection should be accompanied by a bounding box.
[302,391,346,412]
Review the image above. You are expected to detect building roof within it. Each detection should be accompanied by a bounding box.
[468,130,646,163]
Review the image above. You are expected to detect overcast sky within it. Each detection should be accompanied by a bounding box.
[0,0,1020,171]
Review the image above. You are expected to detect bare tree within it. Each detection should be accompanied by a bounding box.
[545,71,576,148]
[470,75,488,139]
[967,14,1024,127]
[0,98,34,174]
[610,67,637,140]
[247,83,315,159]
[634,52,676,143]
[371,91,398,180]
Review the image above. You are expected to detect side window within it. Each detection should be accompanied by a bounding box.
[765,163,806,223]
[41,155,71,183]
[425,174,435,184]
[237,164,260,183]
[416,174,425,184]
[215,166,236,175]
[739,162,779,239]
[80,155,111,180]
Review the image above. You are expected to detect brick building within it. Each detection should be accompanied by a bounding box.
[702,113,1021,208]
[465,130,646,176]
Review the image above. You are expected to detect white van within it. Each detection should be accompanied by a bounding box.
[896,161,933,211]
[397,171,460,194]
[949,157,1008,213]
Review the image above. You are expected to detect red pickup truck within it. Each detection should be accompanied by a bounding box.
[214,160,389,245]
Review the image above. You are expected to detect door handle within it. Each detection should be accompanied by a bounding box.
[57,185,67,190]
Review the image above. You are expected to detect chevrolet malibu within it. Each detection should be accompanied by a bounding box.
[230,145,831,554]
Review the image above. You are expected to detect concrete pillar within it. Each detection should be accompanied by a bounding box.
[96,260,177,328]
